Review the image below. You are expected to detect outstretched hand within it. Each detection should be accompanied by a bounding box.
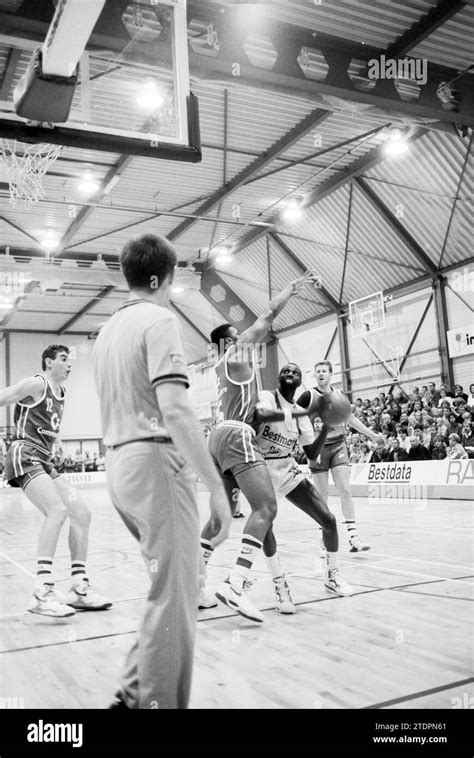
[288,270,320,296]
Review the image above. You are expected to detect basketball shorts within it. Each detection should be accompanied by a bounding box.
[265,456,308,497]
[309,438,349,473]
[5,442,60,488]
[208,423,266,477]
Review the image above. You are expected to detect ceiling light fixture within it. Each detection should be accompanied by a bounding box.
[214,245,232,265]
[136,79,165,111]
[281,196,303,223]
[384,128,409,156]
[40,231,60,253]
[78,169,100,195]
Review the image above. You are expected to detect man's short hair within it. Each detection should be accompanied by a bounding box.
[210,323,232,352]
[42,344,69,371]
[314,360,333,373]
[120,234,177,291]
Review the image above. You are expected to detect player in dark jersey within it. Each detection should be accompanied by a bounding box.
[297,360,381,555]
[200,272,318,622]
[1,345,111,618]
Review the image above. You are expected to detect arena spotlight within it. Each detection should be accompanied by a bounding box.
[78,169,100,195]
[281,196,303,223]
[136,79,165,111]
[214,245,232,265]
[384,128,409,156]
[40,231,60,253]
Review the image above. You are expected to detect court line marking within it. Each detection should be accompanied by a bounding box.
[352,553,474,572]
[1,574,471,653]
[0,550,35,578]
[362,676,474,709]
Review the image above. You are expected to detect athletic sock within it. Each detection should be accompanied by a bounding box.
[200,538,214,566]
[71,561,87,585]
[317,527,326,556]
[36,556,53,586]
[326,551,338,571]
[344,520,358,541]
[265,552,284,582]
[229,533,263,589]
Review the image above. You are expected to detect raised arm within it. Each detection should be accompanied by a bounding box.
[0,376,44,407]
[237,273,317,345]
[348,413,381,444]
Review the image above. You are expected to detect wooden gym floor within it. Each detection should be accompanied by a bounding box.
[0,484,472,709]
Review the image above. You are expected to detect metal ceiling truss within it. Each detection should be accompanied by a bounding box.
[199,267,258,333]
[57,284,115,334]
[59,154,135,252]
[184,1,474,130]
[167,107,331,242]
[268,232,339,312]
[354,177,437,275]
[230,127,426,263]
[385,0,468,58]
[171,302,209,345]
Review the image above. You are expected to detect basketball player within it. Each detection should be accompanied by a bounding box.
[94,234,230,710]
[1,345,112,618]
[200,272,318,623]
[254,363,353,596]
[297,361,382,553]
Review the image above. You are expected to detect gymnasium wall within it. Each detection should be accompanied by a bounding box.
[6,332,101,439]
[444,265,473,390]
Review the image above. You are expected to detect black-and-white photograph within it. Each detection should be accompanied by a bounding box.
[0,0,472,753]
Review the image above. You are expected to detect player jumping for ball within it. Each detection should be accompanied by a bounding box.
[297,360,381,554]
[254,363,353,597]
[1,345,112,618]
[200,273,317,623]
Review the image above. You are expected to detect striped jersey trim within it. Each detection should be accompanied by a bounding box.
[152,373,189,388]
[214,420,256,435]
[10,438,51,459]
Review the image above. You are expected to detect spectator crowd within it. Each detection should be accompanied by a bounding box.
[344,382,474,463]
[1,381,473,474]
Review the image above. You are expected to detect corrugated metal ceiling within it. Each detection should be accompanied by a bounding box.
[0,0,472,364]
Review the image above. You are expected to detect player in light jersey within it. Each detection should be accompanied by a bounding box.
[297,361,381,554]
[255,364,353,596]
[1,345,111,617]
[201,272,318,623]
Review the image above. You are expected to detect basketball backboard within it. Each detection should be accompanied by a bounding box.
[348,291,385,336]
[0,0,200,162]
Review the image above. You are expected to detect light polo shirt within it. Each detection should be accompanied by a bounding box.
[93,298,189,447]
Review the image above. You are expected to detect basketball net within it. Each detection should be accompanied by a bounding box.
[0,139,62,208]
